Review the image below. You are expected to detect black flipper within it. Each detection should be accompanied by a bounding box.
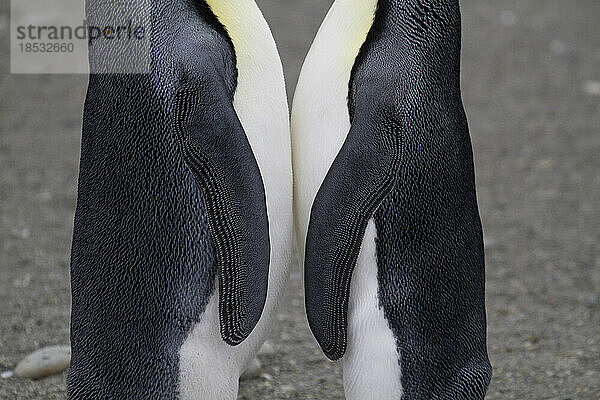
[174,75,269,346]
[304,109,401,360]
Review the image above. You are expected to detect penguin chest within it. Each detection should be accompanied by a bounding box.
[291,0,378,258]
[207,0,293,241]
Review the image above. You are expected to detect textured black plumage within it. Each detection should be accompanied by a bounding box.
[68,0,269,398]
[304,0,492,398]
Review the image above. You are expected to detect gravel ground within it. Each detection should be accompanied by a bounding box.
[1,0,599,399]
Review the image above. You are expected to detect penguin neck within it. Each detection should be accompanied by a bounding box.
[202,0,288,126]
[290,0,378,258]
[202,0,290,248]
[204,0,272,69]
[329,0,379,69]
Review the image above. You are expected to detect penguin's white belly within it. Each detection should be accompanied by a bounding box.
[179,1,293,398]
[343,220,402,400]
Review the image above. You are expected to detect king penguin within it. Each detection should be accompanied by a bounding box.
[68,0,292,398]
[292,0,492,398]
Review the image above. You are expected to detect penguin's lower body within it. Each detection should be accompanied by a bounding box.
[178,272,290,399]
[340,218,492,400]
[342,220,403,400]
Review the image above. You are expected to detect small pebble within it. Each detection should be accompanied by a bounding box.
[500,11,517,27]
[1,370,14,379]
[586,296,599,308]
[240,358,261,381]
[258,341,276,356]
[14,345,70,380]
[260,372,274,381]
[583,81,600,96]
[280,384,296,393]
[550,40,568,55]
[38,190,53,202]
[12,228,31,239]
[13,273,32,288]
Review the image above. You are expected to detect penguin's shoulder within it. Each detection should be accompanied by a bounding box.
[150,0,237,95]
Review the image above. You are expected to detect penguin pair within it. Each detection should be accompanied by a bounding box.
[68,0,491,399]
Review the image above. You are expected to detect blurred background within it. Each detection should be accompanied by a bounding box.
[1,0,599,398]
